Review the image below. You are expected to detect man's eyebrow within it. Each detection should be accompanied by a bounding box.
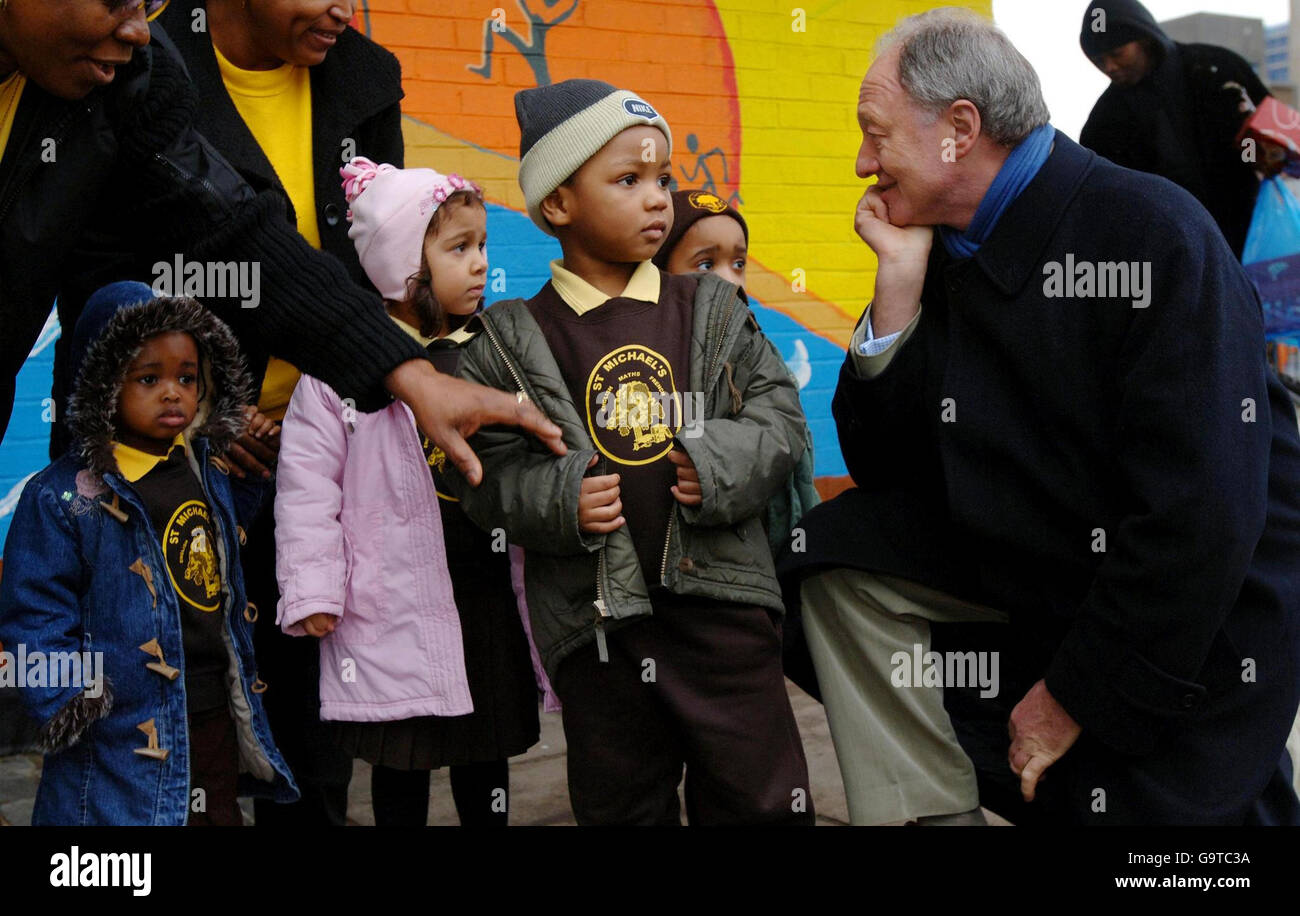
[611,157,665,168]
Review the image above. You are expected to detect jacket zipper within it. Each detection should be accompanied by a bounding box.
[0,103,84,226]
[153,151,225,204]
[593,547,610,663]
[477,311,531,401]
[658,504,676,587]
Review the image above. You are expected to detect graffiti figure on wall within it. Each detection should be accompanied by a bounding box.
[678,133,743,207]
[468,0,580,87]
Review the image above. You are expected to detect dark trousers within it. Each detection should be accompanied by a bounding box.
[371,760,510,827]
[244,499,352,826]
[187,706,243,827]
[554,593,814,826]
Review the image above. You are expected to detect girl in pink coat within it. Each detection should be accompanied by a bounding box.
[274,158,552,826]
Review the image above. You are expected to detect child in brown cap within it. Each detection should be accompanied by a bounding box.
[652,189,749,288]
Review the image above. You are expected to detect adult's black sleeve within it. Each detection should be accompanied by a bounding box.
[116,37,427,412]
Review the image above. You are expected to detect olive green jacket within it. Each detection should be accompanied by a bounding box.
[448,273,807,678]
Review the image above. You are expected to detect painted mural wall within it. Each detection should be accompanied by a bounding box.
[0,0,992,549]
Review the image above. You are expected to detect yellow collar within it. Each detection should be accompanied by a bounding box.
[212,41,301,97]
[549,260,660,316]
[112,434,187,483]
[391,315,478,347]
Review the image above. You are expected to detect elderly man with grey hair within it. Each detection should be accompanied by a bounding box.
[778,7,1300,825]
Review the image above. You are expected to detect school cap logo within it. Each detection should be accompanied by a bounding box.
[688,191,727,213]
[623,97,658,120]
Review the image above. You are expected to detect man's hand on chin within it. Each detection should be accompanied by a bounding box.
[1008,679,1082,802]
[855,186,932,336]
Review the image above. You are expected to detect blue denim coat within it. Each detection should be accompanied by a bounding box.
[0,292,298,824]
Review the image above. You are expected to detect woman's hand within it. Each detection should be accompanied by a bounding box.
[386,360,566,487]
[227,405,281,479]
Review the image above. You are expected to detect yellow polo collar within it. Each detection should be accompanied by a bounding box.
[113,434,187,483]
[391,315,479,347]
[550,259,660,316]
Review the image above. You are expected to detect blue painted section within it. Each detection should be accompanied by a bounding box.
[0,308,58,551]
[747,303,848,479]
[0,204,847,555]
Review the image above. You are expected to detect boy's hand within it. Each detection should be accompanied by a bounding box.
[578,453,625,533]
[302,613,337,638]
[227,405,281,480]
[668,447,702,506]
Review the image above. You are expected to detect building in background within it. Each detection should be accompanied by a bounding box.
[1267,22,1290,85]
[1160,12,1266,71]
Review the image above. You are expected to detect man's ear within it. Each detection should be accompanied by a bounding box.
[947,99,982,159]
[540,186,572,229]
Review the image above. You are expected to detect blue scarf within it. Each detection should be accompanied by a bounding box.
[939,123,1055,259]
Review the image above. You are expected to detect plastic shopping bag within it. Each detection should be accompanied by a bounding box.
[1243,176,1300,339]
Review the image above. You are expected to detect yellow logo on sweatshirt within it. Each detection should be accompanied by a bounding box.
[163,500,222,612]
[586,345,681,466]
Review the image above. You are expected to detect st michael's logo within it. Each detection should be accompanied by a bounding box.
[586,345,681,466]
[163,500,221,612]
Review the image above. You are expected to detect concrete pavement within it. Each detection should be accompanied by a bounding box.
[0,681,852,826]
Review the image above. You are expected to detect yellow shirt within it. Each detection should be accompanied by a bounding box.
[549,259,660,316]
[0,72,27,164]
[214,43,318,421]
[113,435,187,484]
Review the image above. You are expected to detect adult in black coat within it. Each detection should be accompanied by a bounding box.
[780,8,1300,825]
[0,0,563,480]
[143,0,409,828]
[1078,0,1268,259]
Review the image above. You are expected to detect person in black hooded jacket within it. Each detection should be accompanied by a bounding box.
[1079,0,1269,258]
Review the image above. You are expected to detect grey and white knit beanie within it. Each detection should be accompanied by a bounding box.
[515,79,672,235]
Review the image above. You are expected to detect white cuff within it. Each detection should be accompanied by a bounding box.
[858,314,903,356]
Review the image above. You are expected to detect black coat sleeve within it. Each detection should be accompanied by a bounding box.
[117,38,426,412]
[1043,217,1274,755]
[831,306,937,494]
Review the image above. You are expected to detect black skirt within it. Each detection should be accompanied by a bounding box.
[333,500,541,770]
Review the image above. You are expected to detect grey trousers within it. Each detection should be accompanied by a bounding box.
[800,567,1006,825]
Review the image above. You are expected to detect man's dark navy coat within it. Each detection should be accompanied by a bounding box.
[780,132,1300,824]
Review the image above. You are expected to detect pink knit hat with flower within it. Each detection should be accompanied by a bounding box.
[340,156,480,302]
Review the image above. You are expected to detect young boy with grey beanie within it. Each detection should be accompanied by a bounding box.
[448,79,814,825]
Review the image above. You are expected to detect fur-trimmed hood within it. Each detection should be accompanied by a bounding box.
[66,288,254,480]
